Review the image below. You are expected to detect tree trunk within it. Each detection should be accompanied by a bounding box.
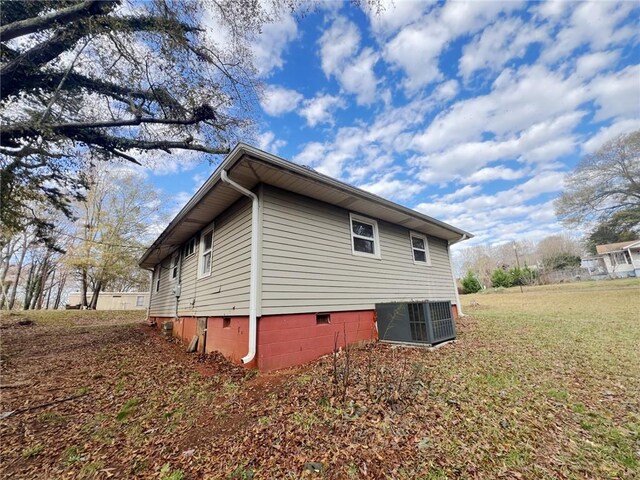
[53,272,67,310]
[80,269,88,308]
[8,234,28,310]
[0,239,16,309]
[35,251,51,310]
[89,278,102,310]
[23,262,37,310]
[45,267,56,309]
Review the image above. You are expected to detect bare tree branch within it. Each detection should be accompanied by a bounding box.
[0,0,108,42]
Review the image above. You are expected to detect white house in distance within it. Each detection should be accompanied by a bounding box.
[139,143,472,371]
[583,240,640,278]
[66,292,149,310]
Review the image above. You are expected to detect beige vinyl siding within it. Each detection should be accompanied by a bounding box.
[150,197,252,318]
[149,256,176,317]
[261,185,457,315]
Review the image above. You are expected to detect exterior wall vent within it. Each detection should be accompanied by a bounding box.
[376,301,456,346]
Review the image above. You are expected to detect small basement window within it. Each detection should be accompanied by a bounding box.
[350,213,381,259]
[316,313,331,325]
[223,317,231,328]
[410,232,431,265]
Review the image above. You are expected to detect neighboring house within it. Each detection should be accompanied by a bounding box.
[139,144,472,371]
[66,292,149,310]
[588,240,640,278]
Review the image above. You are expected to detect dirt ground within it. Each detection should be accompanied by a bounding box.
[1,279,639,479]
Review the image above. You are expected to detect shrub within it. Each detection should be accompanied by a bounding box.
[491,268,512,288]
[461,271,482,294]
[510,265,538,285]
[543,253,581,270]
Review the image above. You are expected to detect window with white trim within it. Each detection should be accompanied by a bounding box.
[136,296,144,307]
[171,252,179,280]
[410,232,430,265]
[183,237,196,257]
[349,213,381,258]
[198,223,214,278]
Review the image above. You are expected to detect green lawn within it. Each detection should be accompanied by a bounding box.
[1,279,638,479]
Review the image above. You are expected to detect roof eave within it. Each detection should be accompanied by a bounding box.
[139,143,473,267]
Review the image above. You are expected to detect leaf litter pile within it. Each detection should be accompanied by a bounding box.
[1,281,639,479]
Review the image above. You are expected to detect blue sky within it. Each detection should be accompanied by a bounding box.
[144,1,639,253]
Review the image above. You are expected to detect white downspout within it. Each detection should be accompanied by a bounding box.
[220,170,258,364]
[448,234,467,317]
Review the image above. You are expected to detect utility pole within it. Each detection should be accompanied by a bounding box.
[513,241,524,294]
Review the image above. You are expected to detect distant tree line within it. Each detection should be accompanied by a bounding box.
[459,233,583,293]
[0,167,163,310]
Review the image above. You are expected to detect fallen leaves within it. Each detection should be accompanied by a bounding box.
[1,280,640,478]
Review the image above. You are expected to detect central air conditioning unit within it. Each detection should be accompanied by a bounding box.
[375,301,456,346]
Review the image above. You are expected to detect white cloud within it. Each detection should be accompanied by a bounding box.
[299,94,346,127]
[582,119,640,154]
[540,2,636,64]
[143,149,204,176]
[383,19,447,90]
[431,79,459,103]
[260,84,303,116]
[338,48,379,104]
[574,50,621,80]
[466,166,528,183]
[293,141,327,167]
[413,65,588,154]
[252,12,298,76]
[439,184,482,201]
[535,0,573,20]
[459,17,548,80]
[383,1,523,91]
[412,112,583,184]
[319,17,361,77]
[414,170,565,244]
[318,17,378,103]
[256,130,286,154]
[589,64,640,122]
[363,0,434,37]
[358,173,424,201]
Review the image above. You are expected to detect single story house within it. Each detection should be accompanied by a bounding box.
[139,144,472,371]
[66,292,149,310]
[583,240,640,279]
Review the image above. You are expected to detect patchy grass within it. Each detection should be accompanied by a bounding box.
[1,309,145,328]
[1,279,639,479]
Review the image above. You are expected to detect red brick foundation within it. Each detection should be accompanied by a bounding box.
[257,310,377,371]
[149,304,459,371]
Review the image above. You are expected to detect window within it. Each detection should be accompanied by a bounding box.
[349,213,381,258]
[410,232,430,265]
[171,252,179,280]
[316,313,331,325]
[136,296,144,307]
[223,317,231,328]
[198,223,214,278]
[183,237,196,258]
[612,251,631,265]
[154,268,160,293]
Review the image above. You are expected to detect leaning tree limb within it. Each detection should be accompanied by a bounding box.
[0,0,109,42]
